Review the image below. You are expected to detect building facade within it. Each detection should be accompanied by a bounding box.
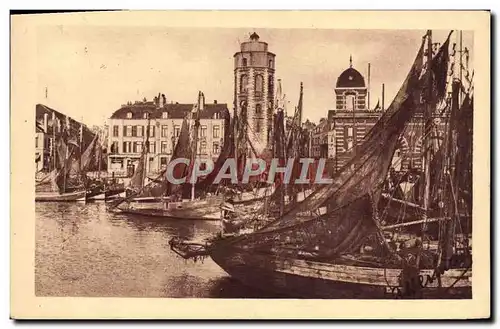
[310,118,331,159]
[35,104,96,173]
[327,57,449,173]
[301,119,316,158]
[328,58,382,171]
[107,95,228,176]
[234,32,276,155]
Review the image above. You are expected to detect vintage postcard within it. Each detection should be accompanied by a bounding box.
[11,10,490,319]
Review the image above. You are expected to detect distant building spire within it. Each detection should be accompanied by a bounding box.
[349,55,353,68]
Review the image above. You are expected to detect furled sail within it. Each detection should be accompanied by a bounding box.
[80,133,99,173]
[128,146,147,191]
[54,137,82,193]
[165,117,192,196]
[194,108,234,191]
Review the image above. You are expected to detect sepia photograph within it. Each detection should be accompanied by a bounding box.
[11,10,490,319]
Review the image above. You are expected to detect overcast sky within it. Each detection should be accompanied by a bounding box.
[36,27,473,126]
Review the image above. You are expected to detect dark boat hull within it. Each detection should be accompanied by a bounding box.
[104,188,125,199]
[85,188,105,201]
[210,245,472,299]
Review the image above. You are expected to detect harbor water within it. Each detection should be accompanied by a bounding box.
[35,202,279,298]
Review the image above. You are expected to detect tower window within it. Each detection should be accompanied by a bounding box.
[346,94,355,111]
[242,58,247,67]
[240,75,248,93]
[268,75,274,93]
[255,74,264,94]
[269,59,273,68]
[255,104,262,115]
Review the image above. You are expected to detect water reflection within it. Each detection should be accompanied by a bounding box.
[35,202,270,298]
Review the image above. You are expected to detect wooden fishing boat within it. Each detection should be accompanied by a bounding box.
[112,92,271,220]
[115,196,223,220]
[84,184,105,201]
[105,189,126,200]
[36,115,103,203]
[35,133,87,202]
[35,189,86,202]
[208,248,471,299]
[171,31,474,299]
[116,186,271,219]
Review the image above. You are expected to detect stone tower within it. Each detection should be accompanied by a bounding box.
[234,32,276,156]
[334,56,367,111]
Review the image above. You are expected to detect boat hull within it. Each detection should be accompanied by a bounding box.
[116,197,224,220]
[117,206,221,220]
[105,190,126,200]
[210,246,472,299]
[87,192,106,200]
[35,190,87,202]
[116,189,267,220]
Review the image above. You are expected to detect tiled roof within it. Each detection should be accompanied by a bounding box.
[110,103,229,120]
[36,104,78,125]
[35,104,95,144]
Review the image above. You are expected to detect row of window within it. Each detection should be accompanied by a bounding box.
[239,74,273,94]
[125,112,169,119]
[112,125,221,139]
[110,141,220,155]
[124,112,223,120]
[241,58,273,68]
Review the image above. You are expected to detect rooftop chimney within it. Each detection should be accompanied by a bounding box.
[214,100,217,104]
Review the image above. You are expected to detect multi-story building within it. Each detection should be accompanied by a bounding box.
[107,95,228,176]
[310,118,330,159]
[234,32,276,155]
[327,57,449,173]
[328,58,382,171]
[301,119,316,158]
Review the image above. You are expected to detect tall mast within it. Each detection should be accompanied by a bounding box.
[279,109,285,217]
[381,83,385,111]
[367,63,371,110]
[97,129,102,179]
[79,123,83,178]
[421,30,433,232]
[459,30,463,106]
[51,111,56,171]
[190,91,201,200]
[352,97,357,153]
[233,107,238,181]
[143,115,151,189]
[298,82,303,126]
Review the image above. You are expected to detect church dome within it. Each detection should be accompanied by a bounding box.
[336,67,366,88]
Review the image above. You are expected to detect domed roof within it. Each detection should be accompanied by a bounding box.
[336,67,366,88]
